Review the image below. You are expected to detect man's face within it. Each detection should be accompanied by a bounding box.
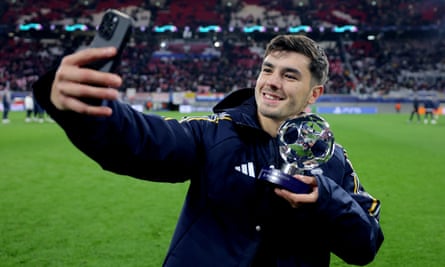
[255,50,322,124]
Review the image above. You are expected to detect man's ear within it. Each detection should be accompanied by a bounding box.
[308,85,324,104]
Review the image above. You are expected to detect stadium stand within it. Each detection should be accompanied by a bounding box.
[0,0,444,100]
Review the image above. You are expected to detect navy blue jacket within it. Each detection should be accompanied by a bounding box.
[33,73,383,267]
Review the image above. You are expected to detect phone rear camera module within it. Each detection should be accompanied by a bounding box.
[99,13,119,40]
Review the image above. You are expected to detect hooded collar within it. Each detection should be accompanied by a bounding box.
[213,88,255,113]
[212,88,265,133]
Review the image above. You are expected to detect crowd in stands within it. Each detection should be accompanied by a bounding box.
[0,0,444,96]
[2,0,443,28]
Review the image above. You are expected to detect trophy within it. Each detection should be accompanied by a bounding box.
[258,113,335,193]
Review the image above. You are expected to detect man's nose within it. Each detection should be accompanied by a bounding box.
[265,73,281,89]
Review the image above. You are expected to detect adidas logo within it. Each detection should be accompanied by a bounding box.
[234,162,255,178]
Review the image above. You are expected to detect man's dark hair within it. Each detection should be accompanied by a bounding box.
[264,34,329,85]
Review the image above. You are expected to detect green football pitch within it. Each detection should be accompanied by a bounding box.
[1,111,444,266]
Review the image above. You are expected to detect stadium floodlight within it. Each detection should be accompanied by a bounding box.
[64,24,88,32]
[154,25,178,32]
[288,25,312,33]
[19,23,43,31]
[149,0,167,8]
[332,25,358,33]
[213,41,222,48]
[197,25,222,33]
[243,25,266,33]
[221,0,240,7]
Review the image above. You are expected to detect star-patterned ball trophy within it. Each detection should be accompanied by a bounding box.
[258,113,335,193]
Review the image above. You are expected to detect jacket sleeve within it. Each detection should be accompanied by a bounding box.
[315,146,384,265]
[32,70,202,182]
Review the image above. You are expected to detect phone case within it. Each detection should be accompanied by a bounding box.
[87,9,133,73]
[80,9,132,106]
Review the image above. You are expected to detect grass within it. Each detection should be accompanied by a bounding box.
[0,111,444,266]
[323,114,445,266]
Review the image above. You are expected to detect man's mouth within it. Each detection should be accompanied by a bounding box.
[263,92,284,101]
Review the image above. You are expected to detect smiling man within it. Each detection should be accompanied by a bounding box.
[255,38,326,137]
[33,34,383,266]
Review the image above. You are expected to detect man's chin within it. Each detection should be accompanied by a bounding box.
[258,108,283,120]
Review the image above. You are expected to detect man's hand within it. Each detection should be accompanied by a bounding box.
[274,174,319,208]
[50,47,122,116]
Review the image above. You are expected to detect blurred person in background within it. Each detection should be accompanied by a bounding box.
[408,96,421,123]
[24,92,34,122]
[394,102,401,113]
[32,93,45,123]
[423,96,436,124]
[33,34,383,267]
[433,98,441,123]
[2,83,11,124]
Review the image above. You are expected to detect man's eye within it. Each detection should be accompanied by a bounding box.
[285,74,297,80]
[262,67,272,73]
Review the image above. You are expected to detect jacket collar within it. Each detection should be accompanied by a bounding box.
[213,88,264,133]
[213,88,255,113]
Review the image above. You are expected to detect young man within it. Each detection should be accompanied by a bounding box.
[33,34,383,266]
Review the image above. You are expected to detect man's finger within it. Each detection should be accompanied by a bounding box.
[58,80,120,100]
[59,94,114,116]
[62,47,117,67]
[56,65,122,89]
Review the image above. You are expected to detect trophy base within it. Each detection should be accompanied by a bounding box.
[258,167,311,194]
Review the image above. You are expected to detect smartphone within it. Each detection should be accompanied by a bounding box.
[81,9,132,105]
[86,9,133,73]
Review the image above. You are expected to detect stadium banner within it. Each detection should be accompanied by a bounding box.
[317,106,378,114]
[195,92,225,102]
[172,91,196,105]
[151,92,170,103]
[9,98,25,111]
[179,105,213,113]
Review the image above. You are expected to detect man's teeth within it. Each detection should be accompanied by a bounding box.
[264,93,280,100]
